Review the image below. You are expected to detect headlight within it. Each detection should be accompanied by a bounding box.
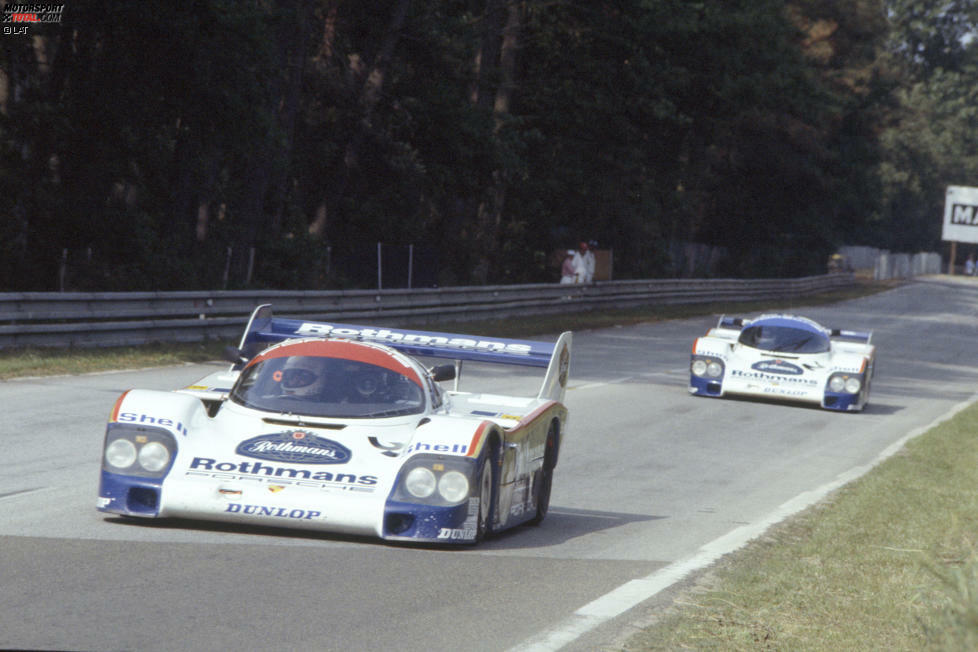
[393,455,479,505]
[405,467,437,498]
[102,424,177,477]
[829,375,861,394]
[105,439,137,469]
[692,359,723,377]
[437,470,469,503]
[138,441,171,472]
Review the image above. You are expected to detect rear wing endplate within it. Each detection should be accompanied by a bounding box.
[717,315,745,330]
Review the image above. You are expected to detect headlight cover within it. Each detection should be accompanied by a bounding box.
[691,356,724,378]
[392,454,476,506]
[101,423,177,478]
[828,374,861,395]
[405,467,437,498]
[105,439,138,469]
[438,470,470,503]
[137,441,171,473]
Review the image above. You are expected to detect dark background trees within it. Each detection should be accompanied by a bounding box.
[1,0,974,291]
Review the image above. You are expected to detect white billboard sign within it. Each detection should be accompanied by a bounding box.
[942,185,978,244]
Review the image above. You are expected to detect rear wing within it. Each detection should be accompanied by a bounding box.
[716,315,746,330]
[829,329,872,345]
[716,315,872,345]
[232,305,572,402]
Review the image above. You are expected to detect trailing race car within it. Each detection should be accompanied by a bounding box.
[689,314,874,411]
[97,305,572,544]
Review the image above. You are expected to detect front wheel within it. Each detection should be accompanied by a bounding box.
[475,444,499,543]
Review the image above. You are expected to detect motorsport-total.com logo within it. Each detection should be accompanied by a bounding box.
[3,3,63,35]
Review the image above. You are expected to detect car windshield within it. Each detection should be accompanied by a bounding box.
[738,325,829,354]
[230,354,426,418]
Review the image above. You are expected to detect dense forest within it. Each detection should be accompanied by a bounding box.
[1,0,976,291]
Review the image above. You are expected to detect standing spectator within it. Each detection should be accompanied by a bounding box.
[571,244,585,283]
[586,240,598,282]
[967,255,975,276]
[560,250,576,284]
[576,241,595,283]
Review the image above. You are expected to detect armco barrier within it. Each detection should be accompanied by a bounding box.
[0,273,855,349]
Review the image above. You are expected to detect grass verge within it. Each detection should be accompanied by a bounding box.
[0,341,230,380]
[623,400,978,650]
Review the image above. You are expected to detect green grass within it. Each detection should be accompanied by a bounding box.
[624,402,978,650]
[0,341,229,380]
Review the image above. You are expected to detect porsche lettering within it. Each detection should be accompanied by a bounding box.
[185,470,379,493]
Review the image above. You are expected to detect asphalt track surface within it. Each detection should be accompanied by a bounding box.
[2,277,977,651]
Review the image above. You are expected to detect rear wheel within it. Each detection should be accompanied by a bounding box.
[529,422,558,526]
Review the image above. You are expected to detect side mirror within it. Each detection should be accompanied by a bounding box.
[430,364,456,382]
[223,345,248,365]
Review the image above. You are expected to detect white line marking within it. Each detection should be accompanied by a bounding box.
[510,393,978,651]
[571,369,688,391]
[0,487,54,502]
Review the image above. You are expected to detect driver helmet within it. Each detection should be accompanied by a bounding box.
[280,356,329,398]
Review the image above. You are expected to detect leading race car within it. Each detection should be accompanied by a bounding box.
[689,313,875,411]
[97,305,572,544]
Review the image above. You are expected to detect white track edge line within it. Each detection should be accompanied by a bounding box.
[509,392,978,651]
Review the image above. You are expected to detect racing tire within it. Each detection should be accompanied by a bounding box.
[475,442,499,543]
[529,422,558,526]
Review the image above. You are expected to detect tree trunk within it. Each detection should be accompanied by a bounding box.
[315,0,412,242]
[267,0,314,238]
[472,1,522,284]
[228,0,315,286]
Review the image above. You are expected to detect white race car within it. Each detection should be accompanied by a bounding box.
[689,314,874,411]
[98,305,572,544]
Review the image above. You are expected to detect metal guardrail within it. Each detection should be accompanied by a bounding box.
[0,273,856,348]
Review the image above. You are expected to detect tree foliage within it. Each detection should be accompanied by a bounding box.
[0,0,968,289]
[875,0,978,252]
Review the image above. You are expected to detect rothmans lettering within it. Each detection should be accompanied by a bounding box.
[294,323,533,355]
[190,457,377,485]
